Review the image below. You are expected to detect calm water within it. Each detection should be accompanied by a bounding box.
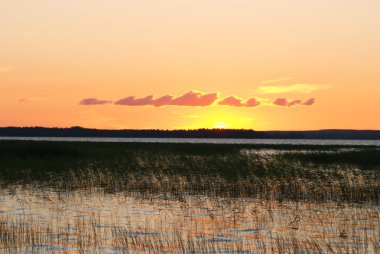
[1,136,380,146]
[1,189,379,253]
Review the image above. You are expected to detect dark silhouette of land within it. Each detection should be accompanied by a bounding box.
[1,127,380,140]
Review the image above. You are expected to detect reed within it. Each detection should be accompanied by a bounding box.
[0,141,379,203]
[0,141,379,253]
[0,189,379,253]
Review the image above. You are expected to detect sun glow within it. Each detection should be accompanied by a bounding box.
[175,109,258,130]
[214,121,228,129]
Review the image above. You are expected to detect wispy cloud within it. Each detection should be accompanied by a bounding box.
[258,83,321,94]
[115,91,218,107]
[79,98,113,105]
[17,95,48,103]
[0,66,12,73]
[261,77,292,85]
[115,95,154,106]
[169,91,218,107]
[218,96,245,107]
[18,97,28,103]
[80,90,316,109]
[303,98,316,106]
[218,96,261,107]
[273,98,315,107]
[246,98,262,107]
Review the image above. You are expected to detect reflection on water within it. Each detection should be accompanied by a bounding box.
[1,136,380,146]
[0,188,379,253]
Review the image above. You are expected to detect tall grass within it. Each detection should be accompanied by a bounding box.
[0,141,379,203]
[0,141,379,253]
[0,189,379,253]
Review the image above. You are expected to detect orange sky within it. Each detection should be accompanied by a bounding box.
[1,0,379,130]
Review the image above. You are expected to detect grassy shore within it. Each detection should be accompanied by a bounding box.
[0,141,379,203]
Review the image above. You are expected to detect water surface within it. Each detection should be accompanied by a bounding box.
[1,136,380,146]
[1,188,379,253]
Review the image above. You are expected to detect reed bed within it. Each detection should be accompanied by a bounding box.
[0,141,379,203]
[0,141,379,253]
[0,189,379,253]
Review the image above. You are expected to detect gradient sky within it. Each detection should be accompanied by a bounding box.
[1,0,379,130]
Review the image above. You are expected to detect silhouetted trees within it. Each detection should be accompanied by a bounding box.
[1,127,380,140]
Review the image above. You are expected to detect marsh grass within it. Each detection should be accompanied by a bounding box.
[0,141,379,203]
[0,141,380,253]
[0,189,379,253]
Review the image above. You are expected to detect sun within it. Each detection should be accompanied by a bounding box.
[214,121,228,129]
[179,109,257,130]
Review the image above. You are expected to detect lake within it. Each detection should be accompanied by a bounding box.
[1,136,380,146]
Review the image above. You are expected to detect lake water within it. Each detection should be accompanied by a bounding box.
[1,136,380,146]
[1,188,379,253]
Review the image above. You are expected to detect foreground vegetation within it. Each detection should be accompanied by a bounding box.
[0,141,379,203]
[1,188,379,253]
[0,141,379,253]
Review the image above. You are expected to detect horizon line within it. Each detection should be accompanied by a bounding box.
[1,126,380,132]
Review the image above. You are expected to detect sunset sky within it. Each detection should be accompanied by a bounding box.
[1,0,379,130]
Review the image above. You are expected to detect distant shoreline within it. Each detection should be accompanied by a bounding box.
[2,136,380,147]
[1,127,380,140]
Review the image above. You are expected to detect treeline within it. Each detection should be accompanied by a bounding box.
[1,127,380,140]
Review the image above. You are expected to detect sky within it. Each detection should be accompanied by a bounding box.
[1,0,379,130]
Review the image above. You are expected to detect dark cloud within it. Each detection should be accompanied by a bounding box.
[79,98,112,105]
[153,95,173,107]
[273,98,315,107]
[80,91,315,108]
[115,95,154,106]
[114,91,218,107]
[273,98,289,106]
[218,96,261,107]
[288,99,302,107]
[169,91,218,106]
[218,96,245,107]
[246,98,261,107]
[303,98,316,106]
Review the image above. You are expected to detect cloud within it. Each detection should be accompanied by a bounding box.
[288,99,302,107]
[80,90,315,109]
[0,66,12,73]
[273,98,314,107]
[273,98,291,107]
[218,96,245,107]
[115,91,219,107]
[115,95,154,106]
[218,96,261,107]
[154,95,173,107]
[18,97,28,103]
[245,97,261,107]
[258,83,321,94]
[79,98,112,105]
[261,77,292,85]
[169,91,218,106]
[303,98,316,106]
[17,95,48,103]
